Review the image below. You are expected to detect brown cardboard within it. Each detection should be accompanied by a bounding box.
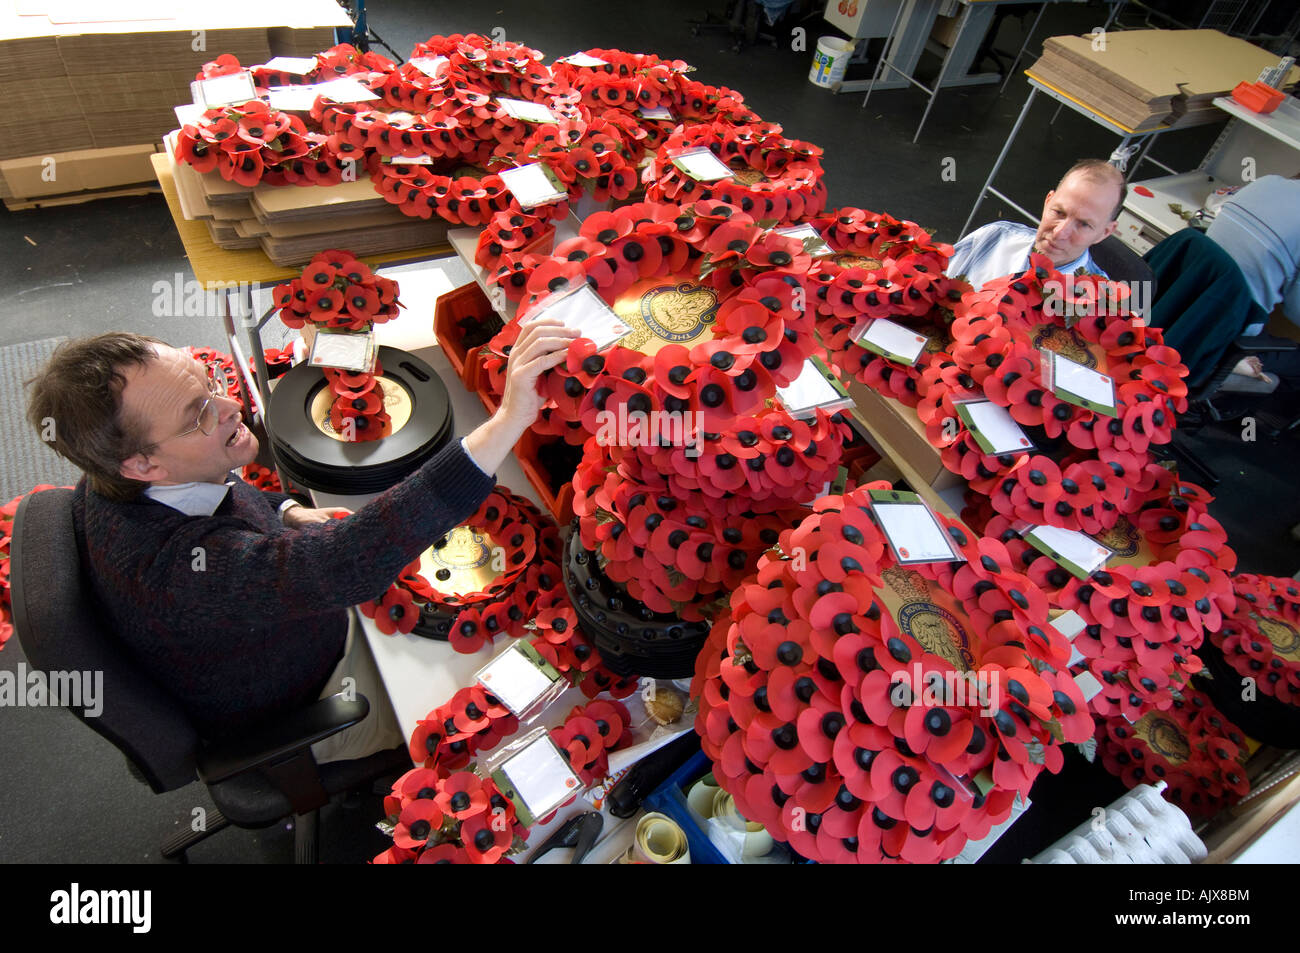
[0,117,95,160]
[0,141,157,198]
[267,25,338,57]
[847,379,962,492]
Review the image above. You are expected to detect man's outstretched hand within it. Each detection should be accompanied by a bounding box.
[463,316,579,476]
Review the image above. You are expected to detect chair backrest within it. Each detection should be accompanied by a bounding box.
[10,487,199,793]
[1091,235,1157,320]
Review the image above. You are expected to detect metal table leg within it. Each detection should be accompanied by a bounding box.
[960,84,1038,238]
[911,1,979,143]
[999,2,1049,93]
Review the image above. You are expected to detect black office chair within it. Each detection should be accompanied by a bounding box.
[1090,234,1158,323]
[10,487,410,863]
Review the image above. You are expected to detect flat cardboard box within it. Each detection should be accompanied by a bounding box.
[267,25,338,58]
[847,378,963,493]
[0,116,95,159]
[0,141,156,198]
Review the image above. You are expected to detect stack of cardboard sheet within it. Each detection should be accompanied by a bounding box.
[165,133,448,266]
[1027,30,1299,132]
[0,0,346,204]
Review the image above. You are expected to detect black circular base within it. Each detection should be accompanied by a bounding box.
[562,523,712,679]
[267,346,454,495]
[1195,639,1300,750]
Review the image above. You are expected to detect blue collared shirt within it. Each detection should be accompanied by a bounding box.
[948,221,1106,289]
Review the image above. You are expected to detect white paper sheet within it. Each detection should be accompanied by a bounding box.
[196,71,257,108]
[776,359,846,415]
[873,502,958,563]
[498,162,568,209]
[637,105,674,120]
[558,52,610,67]
[1052,352,1115,407]
[670,148,734,182]
[1025,524,1112,575]
[501,735,582,820]
[262,56,319,74]
[858,318,928,365]
[531,284,629,351]
[476,645,557,717]
[496,97,558,123]
[408,55,448,78]
[309,332,372,372]
[960,400,1033,454]
[775,223,833,257]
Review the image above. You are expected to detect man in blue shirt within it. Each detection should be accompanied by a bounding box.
[949,159,1126,287]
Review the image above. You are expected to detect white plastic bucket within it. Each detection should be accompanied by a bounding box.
[808,36,853,88]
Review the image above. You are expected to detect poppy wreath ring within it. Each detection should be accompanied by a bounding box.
[810,209,968,410]
[916,257,1189,534]
[176,99,336,188]
[1210,573,1300,706]
[379,698,634,864]
[479,198,823,430]
[362,487,559,647]
[691,482,1091,864]
[644,121,827,226]
[1095,688,1249,817]
[972,474,1236,721]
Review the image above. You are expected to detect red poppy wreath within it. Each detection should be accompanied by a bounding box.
[1094,687,1249,817]
[1209,573,1300,707]
[643,121,827,227]
[916,256,1188,535]
[692,483,1090,863]
[971,472,1235,722]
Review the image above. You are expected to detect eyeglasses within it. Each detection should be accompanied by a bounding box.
[134,363,230,456]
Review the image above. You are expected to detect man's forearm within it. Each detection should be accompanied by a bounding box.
[463,411,530,477]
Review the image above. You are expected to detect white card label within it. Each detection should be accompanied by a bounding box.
[500,734,582,820]
[309,76,382,103]
[408,55,448,77]
[957,400,1034,455]
[309,331,373,373]
[196,71,257,108]
[1024,524,1112,577]
[776,358,851,416]
[637,105,674,120]
[496,97,558,123]
[559,52,610,67]
[775,223,833,257]
[530,284,630,352]
[262,56,318,74]
[856,318,928,365]
[476,644,557,717]
[387,154,435,165]
[1051,352,1115,409]
[670,147,734,182]
[499,162,568,209]
[175,102,206,126]
[873,501,960,563]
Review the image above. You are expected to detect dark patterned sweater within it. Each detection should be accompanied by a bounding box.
[71,441,495,739]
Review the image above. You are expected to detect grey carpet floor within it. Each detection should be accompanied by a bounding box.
[0,337,82,503]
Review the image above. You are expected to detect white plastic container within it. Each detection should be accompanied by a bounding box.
[809,36,854,89]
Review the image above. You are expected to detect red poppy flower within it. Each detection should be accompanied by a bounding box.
[394,798,445,850]
[459,811,513,864]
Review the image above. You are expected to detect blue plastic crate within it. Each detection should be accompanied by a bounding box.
[641,749,730,864]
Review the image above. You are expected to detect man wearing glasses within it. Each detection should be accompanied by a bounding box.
[26,324,576,762]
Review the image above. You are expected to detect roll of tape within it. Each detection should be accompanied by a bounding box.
[634,812,690,864]
[712,791,774,860]
[686,774,720,819]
